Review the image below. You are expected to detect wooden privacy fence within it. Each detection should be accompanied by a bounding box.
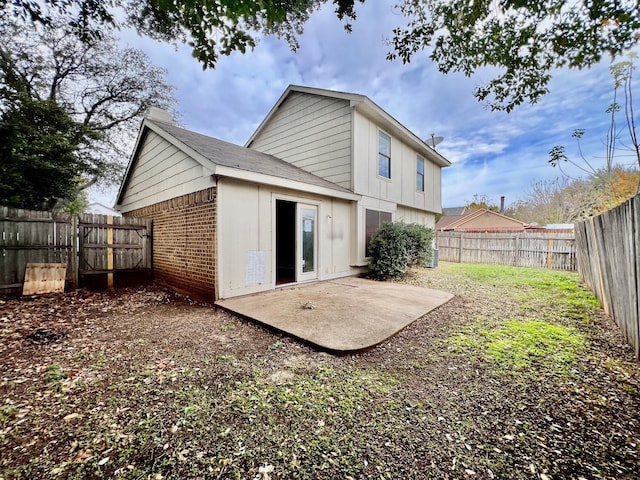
[0,206,152,294]
[436,231,576,270]
[575,195,640,359]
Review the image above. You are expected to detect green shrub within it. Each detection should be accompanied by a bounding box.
[368,222,434,279]
[403,223,434,266]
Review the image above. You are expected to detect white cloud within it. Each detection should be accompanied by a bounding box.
[91,0,635,210]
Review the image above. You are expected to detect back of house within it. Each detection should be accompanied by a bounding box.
[116,86,451,301]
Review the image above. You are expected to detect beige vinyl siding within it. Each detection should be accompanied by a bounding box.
[119,131,215,213]
[398,142,442,212]
[352,109,442,214]
[249,92,353,189]
[396,205,436,229]
[217,177,360,299]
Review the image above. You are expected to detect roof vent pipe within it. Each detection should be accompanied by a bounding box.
[500,196,505,213]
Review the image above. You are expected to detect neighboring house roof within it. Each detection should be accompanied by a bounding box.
[545,223,575,230]
[442,206,467,216]
[435,214,465,230]
[116,118,360,206]
[246,85,452,169]
[86,202,121,216]
[436,208,528,231]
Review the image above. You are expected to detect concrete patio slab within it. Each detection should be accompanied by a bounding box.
[215,276,454,352]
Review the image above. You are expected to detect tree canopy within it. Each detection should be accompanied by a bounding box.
[3,1,361,66]
[465,194,500,212]
[390,0,640,111]
[512,55,640,225]
[0,87,97,210]
[549,56,639,201]
[3,0,638,111]
[511,167,640,225]
[0,15,175,210]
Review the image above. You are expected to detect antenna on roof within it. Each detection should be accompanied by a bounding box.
[428,133,444,149]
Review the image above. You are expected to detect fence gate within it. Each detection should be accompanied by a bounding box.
[0,207,152,294]
[78,214,152,289]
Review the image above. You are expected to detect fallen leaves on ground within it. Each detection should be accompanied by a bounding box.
[0,265,638,479]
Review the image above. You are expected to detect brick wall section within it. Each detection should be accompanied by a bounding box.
[124,187,217,301]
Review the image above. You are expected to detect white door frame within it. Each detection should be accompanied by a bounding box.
[297,203,318,282]
[272,194,321,286]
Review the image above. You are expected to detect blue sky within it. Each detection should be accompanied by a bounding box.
[93,0,636,210]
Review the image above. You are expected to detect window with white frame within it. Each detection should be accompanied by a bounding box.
[378,131,391,178]
[417,155,425,191]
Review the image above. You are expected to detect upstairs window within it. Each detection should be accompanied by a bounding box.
[417,156,425,191]
[378,131,391,178]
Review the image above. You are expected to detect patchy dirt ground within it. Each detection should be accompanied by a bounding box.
[0,263,639,480]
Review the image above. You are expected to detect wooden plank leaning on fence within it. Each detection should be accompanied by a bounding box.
[0,207,152,294]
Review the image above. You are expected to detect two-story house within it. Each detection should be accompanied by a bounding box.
[115,85,451,300]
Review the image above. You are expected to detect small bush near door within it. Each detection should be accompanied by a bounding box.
[368,222,434,279]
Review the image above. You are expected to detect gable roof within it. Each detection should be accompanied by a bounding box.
[87,202,121,216]
[436,208,528,231]
[116,119,360,206]
[435,214,465,230]
[245,85,451,169]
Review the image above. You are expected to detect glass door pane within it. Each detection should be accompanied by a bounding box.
[298,204,317,281]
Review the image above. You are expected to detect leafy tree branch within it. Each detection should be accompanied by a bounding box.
[549,56,640,202]
[0,15,175,210]
[3,0,638,111]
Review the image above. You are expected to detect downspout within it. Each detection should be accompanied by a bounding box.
[349,102,359,267]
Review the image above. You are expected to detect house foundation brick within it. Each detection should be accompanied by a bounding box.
[124,187,217,301]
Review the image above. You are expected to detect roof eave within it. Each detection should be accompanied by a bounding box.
[215,165,361,201]
[356,97,451,168]
[245,84,452,168]
[354,98,451,168]
[244,86,293,148]
[115,120,148,208]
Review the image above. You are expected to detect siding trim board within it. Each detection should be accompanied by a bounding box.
[213,166,359,202]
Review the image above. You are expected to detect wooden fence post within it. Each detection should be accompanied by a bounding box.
[71,215,79,289]
[107,215,114,288]
[589,217,609,315]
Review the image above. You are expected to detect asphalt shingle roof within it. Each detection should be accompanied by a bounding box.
[151,120,354,195]
[442,207,466,216]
